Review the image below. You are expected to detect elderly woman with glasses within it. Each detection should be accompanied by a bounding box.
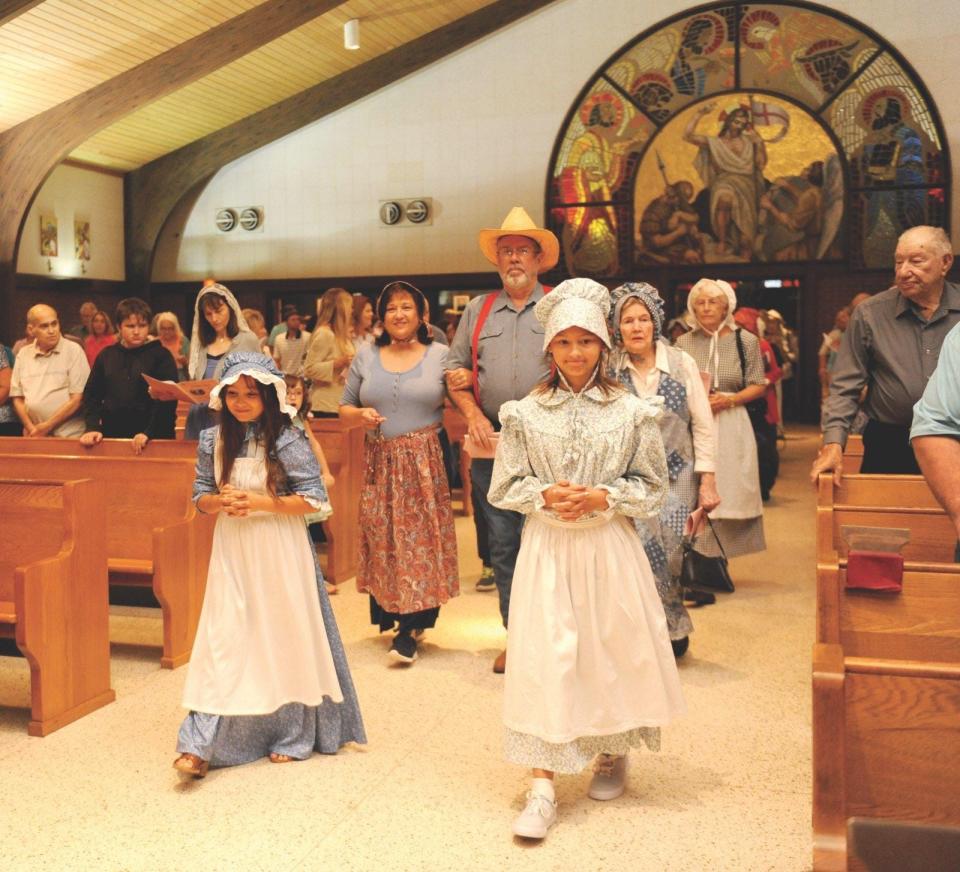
[608,283,720,654]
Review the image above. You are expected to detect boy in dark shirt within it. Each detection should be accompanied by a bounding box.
[81,297,178,453]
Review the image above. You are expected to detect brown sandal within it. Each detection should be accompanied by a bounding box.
[173,752,209,778]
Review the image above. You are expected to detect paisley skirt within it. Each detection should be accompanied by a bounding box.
[356,425,459,614]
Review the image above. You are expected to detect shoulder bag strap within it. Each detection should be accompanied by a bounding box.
[733,327,748,391]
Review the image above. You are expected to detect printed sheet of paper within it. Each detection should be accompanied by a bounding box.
[142,374,217,405]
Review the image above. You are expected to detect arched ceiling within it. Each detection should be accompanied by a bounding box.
[0,0,504,172]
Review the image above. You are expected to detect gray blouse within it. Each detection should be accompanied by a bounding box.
[488,386,667,521]
[340,342,448,439]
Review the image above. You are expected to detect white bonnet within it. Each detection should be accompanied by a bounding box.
[534,278,611,349]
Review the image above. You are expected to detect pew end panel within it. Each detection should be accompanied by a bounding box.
[443,404,472,516]
[0,478,114,736]
[813,643,848,872]
[152,507,214,669]
[813,649,960,871]
[310,418,364,584]
[0,454,206,669]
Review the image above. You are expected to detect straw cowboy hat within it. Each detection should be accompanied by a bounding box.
[478,206,560,272]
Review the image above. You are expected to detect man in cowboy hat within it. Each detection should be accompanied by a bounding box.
[446,206,560,673]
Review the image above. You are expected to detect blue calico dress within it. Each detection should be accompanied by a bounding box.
[177,424,365,765]
[611,343,697,640]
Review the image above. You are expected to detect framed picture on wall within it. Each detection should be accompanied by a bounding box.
[75,220,91,260]
[40,214,58,257]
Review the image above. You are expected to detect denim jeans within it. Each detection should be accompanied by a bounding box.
[469,458,523,627]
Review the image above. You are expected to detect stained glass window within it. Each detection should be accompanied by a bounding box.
[547,2,948,275]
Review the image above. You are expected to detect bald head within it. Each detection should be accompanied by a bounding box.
[27,304,57,326]
[26,304,61,351]
[898,225,952,258]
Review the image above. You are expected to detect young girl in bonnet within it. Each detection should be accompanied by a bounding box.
[173,352,364,777]
[488,279,685,840]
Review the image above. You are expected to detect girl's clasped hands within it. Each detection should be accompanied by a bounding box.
[542,479,610,521]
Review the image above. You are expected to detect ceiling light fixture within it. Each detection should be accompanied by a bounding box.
[344,19,360,50]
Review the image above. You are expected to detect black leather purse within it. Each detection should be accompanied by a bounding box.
[679,515,735,594]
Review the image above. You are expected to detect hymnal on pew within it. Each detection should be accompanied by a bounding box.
[143,374,217,404]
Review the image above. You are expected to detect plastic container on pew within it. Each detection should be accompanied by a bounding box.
[841,525,910,593]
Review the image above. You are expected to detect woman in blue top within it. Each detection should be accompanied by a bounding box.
[340,281,459,664]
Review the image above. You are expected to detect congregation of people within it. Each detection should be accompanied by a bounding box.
[4,208,960,844]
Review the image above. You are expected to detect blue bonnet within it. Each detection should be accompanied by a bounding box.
[208,351,298,419]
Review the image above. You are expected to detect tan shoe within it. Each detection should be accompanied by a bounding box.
[173,752,209,778]
[493,649,507,674]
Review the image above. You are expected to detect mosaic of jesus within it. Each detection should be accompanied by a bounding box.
[634,94,843,265]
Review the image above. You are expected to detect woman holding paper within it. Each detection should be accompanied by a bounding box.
[184,283,261,439]
[339,281,459,665]
[81,297,178,453]
[607,282,719,655]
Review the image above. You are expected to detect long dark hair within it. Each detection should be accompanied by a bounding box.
[198,292,239,345]
[533,345,622,397]
[375,281,433,347]
[218,375,287,497]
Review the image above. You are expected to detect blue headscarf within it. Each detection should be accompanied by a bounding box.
[608,282,665,344]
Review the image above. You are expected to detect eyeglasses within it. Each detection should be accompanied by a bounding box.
[496,246,537,259]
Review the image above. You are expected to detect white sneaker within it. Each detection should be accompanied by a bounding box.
[512,791,557,839]
[588,754,627,800]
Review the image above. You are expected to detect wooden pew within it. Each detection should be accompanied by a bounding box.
[813,644,960,871]
[0,435,198,461]
[310,418,364,584]
[842,435,864,475]
[443,403,472,516]
[0,454,213,669]
[0,478,114,735]
[816,474,954,565]
[817,561,960,662]
[848,818,960,872]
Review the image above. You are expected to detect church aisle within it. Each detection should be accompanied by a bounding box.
[0,429,819,871]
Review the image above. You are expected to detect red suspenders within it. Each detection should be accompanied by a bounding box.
[469,286,552,406]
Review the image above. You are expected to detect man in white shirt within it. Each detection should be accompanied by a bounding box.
[273,305,311,375]
[10,304,90,437]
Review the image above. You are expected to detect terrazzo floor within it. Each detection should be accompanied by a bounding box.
[0,428,820,872]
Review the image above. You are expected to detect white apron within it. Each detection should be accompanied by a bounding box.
[503,511,685,744]
[182,447,343,715]
[710,406,763,519]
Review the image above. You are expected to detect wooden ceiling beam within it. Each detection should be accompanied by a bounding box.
[0,0,346,339]
[125,0,561,294]
[0,0,44,28]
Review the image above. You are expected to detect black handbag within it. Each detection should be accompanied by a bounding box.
[734,328,768,430]
[679,515,735,594]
